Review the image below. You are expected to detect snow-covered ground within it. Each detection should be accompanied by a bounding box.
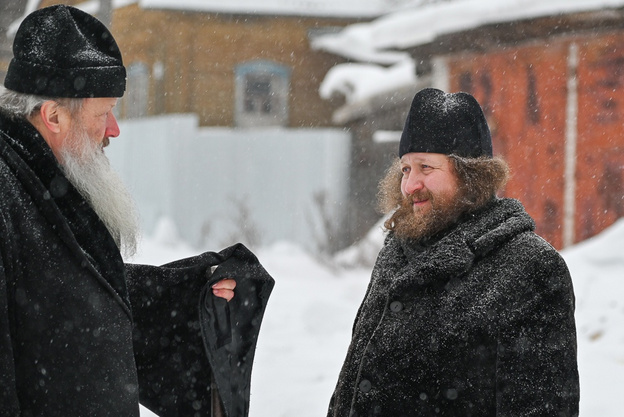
[135,217,624,417]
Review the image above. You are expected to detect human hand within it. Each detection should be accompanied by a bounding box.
[211,278,236,302]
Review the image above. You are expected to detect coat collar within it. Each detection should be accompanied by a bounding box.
[0,111,131,315]
[386,198,535,290]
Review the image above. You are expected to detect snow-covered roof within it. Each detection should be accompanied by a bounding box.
[319,60,417,105]
[78,0,139,16]
[138,0,398,18]
[8,0,400,36]
[6,0,138,37]
[312,0,624,64]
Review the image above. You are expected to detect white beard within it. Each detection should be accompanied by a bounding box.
[59,124,140,258]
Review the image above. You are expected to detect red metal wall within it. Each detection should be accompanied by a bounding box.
[448,33,623,249]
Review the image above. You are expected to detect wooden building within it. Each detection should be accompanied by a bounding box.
[11,0,366,129]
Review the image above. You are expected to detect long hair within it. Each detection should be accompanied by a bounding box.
[378,155,510,232]
[448,154,510,210]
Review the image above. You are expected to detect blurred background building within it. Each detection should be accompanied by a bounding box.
[1,0,622,253]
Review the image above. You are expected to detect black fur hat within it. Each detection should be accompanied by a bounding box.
[399,88,492,158]
[4,5,126,98]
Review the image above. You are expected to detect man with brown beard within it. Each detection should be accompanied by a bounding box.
[327,88,579,417]
[0,5,273,417]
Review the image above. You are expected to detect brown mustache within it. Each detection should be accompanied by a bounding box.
[405,190,433,204]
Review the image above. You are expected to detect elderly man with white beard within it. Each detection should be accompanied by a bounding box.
[0,5,273,417]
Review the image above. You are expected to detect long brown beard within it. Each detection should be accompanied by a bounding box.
[379,156,509,241]
[389,188,467,241]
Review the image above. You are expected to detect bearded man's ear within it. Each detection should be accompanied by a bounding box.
[29,100,73,158]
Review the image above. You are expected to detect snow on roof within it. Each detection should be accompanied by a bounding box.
[319,60,416,104]
[7,0,138,37]
[314,0,624,109]
[138,0,394,18]
[77,0,139,16]
[312,0,624,64]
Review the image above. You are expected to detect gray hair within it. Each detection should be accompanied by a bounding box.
[0,86,83,119]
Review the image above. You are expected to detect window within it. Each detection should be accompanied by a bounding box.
[235,61,290,127]
[245,75,272,113]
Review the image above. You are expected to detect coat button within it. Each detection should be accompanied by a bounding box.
[359,379,372,393]
[390,301,403,312]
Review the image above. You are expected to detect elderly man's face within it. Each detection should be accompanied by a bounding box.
[71,97,120,151]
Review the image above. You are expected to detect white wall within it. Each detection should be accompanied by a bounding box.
[106,114,351,252]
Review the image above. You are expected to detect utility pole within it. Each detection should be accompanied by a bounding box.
[563,42,579,248]
[98,0,113,28]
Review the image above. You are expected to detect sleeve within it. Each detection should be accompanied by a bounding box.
[126,243,274,417]
[496,248,579,417]
[0,214,21,415]
[126,260,211,417]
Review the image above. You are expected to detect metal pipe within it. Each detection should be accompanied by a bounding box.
[563,42,578,248]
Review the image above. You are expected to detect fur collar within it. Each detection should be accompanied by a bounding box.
[383,198,535,290]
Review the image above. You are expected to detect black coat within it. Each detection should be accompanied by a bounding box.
[0,112,274,417]
[328,198,579,417]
